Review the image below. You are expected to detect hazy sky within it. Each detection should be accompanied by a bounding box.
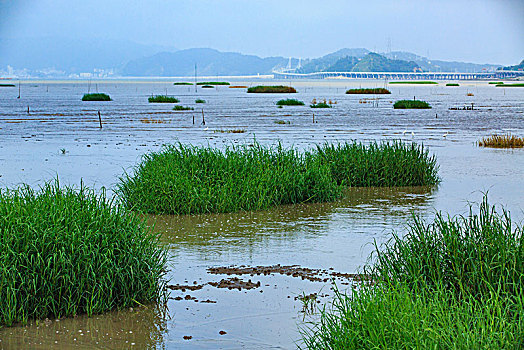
[1,0,523,65]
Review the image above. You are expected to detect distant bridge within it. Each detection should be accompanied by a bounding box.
[272,70,524,80]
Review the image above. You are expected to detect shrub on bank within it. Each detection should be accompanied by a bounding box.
[0,182,167,327]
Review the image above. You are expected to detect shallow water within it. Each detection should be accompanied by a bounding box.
[0,80,523,348]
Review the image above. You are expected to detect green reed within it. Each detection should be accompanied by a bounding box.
[195,99,206,103]
[173,105,194,111]
[247,85,297,93]
[446,83,460,86]
[301,196,524,349]
[345,88,391,94]
[81,93,111,101]
[310,102,332,108]
[148,95,180,103]
[276,99,305,106]
[315,141,439,187]
[117,141,439,215]
[0,181,167,327]
[393,99,431,109]
[196,82,230,85]
[173,82,193,85]
[496,83,524,87]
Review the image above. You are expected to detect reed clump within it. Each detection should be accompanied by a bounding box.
[148,95,180,103]
[496,83,524,87]
[446,83,460,86]
[345,88,391,94]
[0,84,15,87]
[117,141,439,215]
[274,120,290,124]
[173,105,194,111]
[302,196,524,349]
[173,82,193,85]
[0,182,167,327]
[247,85,297,93]
[389,81,438,84]
[310,102,332,108]
[393,99,431,109]
[276,99,305,106]
[196,82,230,85]
[213,129,246,133]
[82,93,111,101]
[195,99,206,103]
[478,134,524,148]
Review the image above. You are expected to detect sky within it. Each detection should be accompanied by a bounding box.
[1,0,523,65]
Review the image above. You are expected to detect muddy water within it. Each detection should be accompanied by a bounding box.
[0,80,523,348]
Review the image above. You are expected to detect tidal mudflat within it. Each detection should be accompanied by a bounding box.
[0,80,523,348]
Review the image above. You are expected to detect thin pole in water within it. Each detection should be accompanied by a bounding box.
[312,113,315,123]
[201,109,205,125]
[194,63,197,93]
[27,106,29,114]
[193,115,195,125]
[98,111,103,129]
[17,81,20,99]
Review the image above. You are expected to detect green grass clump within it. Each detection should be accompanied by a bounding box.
[195,99,206,103]
[274,120,290,124]
[496,83,524,87]
[247,85,297,93]
[310,102,331,108]
[345,88,391,94]
[276,99,305,106]
[81,93,111,101]
[446,83,460,86]
[213,129,246,133]
[117,141,439,215]
[117,143,340,215]
[201,85,214,88]
[173,105,194,111]
[196,82,230,85]
[393,99,431,109]
[0,84,15,87]
[389,81,438,84]
[315,141,439,187]
[173,82,193,85]
[0,182,167,327]
[148,95,180,103]
[302,197,524,349]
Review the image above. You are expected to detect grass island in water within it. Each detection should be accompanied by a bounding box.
[81,93,111,101]
[276,99,305,106]
[393,99,431,109]
[148,95,180,103]
[0,182,167,327]
[345,88,391,94]
[173,105,194,111]
[247,85,297,93]
[117,141,439,215]
[478,134,524,148]
[446,83,460,86]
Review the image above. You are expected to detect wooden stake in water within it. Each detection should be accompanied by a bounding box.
[201,109,205,125]
[17,81,20,99]
[27,106,29,114]
[193,115,195,125]
[312,113,315,123]
[98,111,103,129]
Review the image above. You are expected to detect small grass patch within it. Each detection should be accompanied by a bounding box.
[478,134,524,148]
[173,82,193,85]
[274,120,290,124]
[489,82,503,85]
[0,83,15,87]
[247,85,297,93]
[196,82,230,85]
[496,83,524,87]
[213,129,246,133]
[310,102,332,108]
[173,105,194,111]
[0,182,167,327]
[389,81,438,84]
[82,93,111,101]
[446,83,460,86]
[117,141,439,215]
[276,99,305,106]
[345,88,391,94]
[201,85,214,89]
[148,95,180,103]
[393,99,431,109]
[195,99,206,103]
[302,196,524,349]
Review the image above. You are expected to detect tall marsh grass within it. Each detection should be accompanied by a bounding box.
[148,95,180,103]
[478,134,524,148]
[276,99,305,106]
[345,88,391,94]
[393,99,431,109]
[302,197,524,349]
[247,85,297,93]
[82,93,111,101]
[0,182,167,327]
[117,141,439,215]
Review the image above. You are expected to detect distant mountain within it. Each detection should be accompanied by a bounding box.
[325,56,360,72]
[121,48,290,76]
[499,59,524,71]
[0,37,176,76]
[383,51,499,72]
[297,48,369,73]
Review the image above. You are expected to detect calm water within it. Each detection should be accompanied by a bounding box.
[0,80,523,348]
